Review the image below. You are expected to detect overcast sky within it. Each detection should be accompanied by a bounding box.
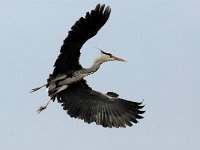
[0,0,200,150]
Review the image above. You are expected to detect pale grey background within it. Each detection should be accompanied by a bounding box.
[0,0,200,150]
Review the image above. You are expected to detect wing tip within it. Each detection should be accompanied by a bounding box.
[95,3,111,15]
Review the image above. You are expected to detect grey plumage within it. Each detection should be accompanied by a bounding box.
[31,4,145,128]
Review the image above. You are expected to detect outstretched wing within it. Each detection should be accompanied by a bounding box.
[53,4,111,75]
[57,84,145,128]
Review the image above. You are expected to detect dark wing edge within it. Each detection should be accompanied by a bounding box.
[53,4,111,75]
[57,86,145,128]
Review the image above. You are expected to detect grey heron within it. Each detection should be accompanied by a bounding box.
[31,4,145,128]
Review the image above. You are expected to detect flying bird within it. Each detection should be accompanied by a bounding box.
[31,4,145,128]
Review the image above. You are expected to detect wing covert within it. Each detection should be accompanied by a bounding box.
[53,4,111,75]
[57,85,145,128]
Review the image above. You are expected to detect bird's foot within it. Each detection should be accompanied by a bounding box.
[36,98,51,114]
[30,87,41,93]
[30,84,46,93]
[36,105,47,114]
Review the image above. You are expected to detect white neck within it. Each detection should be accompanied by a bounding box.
[86,57,104,74]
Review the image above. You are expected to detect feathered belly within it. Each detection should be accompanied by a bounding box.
[47,72,86,98]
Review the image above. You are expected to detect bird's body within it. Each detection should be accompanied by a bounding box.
[31,4,145,128]
[46,52,122,99]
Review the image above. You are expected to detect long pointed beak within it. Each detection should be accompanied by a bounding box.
[112,56,126,62]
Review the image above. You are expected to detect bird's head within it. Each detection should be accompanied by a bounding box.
[95,48,126,63]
